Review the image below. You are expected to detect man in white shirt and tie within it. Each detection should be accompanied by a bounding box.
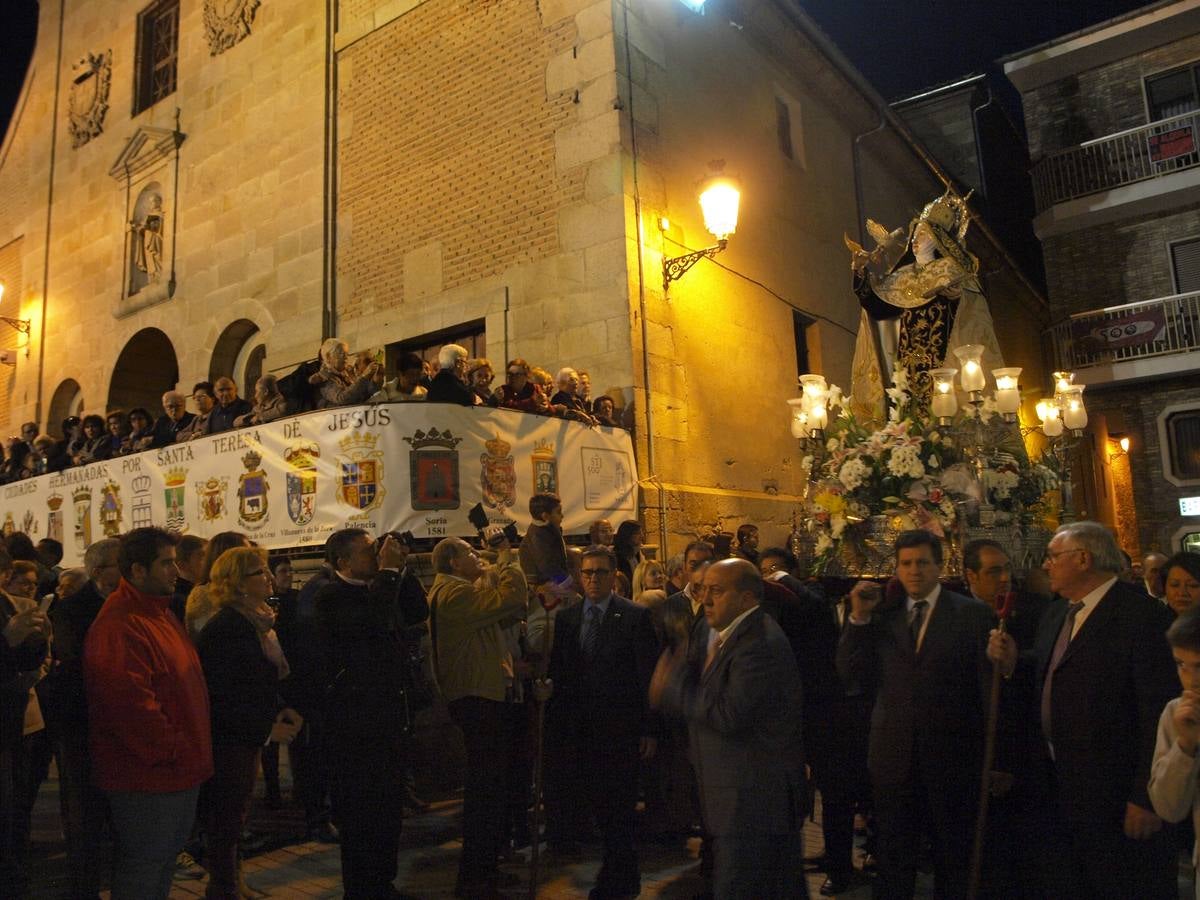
[988,522,1177,899]
[837,530,994,899]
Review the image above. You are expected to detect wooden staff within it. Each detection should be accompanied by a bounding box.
[967,592,1014,900]
[528,586,560,900]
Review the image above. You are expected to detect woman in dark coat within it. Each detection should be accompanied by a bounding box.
[195,547,302,900]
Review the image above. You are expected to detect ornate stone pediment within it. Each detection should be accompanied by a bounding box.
[108,126,185,181]
[68,50,112,149]
[203,0,261,55]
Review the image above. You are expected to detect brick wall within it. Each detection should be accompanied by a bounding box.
[1041,201,1200,317]
[1023,33,1200,159]
[336,0,582,324]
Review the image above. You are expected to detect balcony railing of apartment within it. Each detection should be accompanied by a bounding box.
[1032,110,1200,212]
[1049,289,1200,373]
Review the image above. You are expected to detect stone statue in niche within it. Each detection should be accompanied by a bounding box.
[129,186,166,294]
[203,0,262,55]
[67,50,112,149]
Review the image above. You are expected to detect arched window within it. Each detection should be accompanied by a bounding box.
[108,328,179,414]
[209,319,263,402]
[47,379,85,437]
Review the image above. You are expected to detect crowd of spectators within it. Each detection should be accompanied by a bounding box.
[0,341,625,485]
[2,498,1200,898]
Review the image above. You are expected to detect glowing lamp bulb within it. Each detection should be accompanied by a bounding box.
[953,344,986,393]
[1060,385,1087,430]
[992,367,1022,415]
[699,177,740,242]
[928,367,958,419]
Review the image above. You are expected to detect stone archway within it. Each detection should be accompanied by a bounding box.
[107,328,179,415]
[209,319,261,398]
[47,379,85,437]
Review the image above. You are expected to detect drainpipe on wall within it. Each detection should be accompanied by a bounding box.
[619,0,668,555]
[35,0,67,428]
[321,0,338,341]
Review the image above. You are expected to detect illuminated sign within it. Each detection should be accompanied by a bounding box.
[1182,496,1200,516]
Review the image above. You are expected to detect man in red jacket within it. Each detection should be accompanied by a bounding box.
[84,527,213,900]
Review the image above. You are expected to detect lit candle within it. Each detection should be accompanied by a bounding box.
[798,374,829,433]
[1037,398,1063,438]
[953,345,986,393]
[787,398,808,438]
[1061,385,1087,430]
[1052,371,1074,396]
[992,367,1022,415]
[929,367,958,419]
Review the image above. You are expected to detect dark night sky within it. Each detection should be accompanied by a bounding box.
[0,0,1164,149]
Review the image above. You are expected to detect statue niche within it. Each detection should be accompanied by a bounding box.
[128,184,166,296]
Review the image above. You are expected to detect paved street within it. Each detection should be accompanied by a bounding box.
[27,758,874,899]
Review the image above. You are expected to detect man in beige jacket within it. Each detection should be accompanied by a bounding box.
[429,532,528,899]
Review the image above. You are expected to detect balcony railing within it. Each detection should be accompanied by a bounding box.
[1049,289,1200,372]
[1032,110,1200,212]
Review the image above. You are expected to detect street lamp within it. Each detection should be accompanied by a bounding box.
[663,169,740,289]
[0,281,31,337]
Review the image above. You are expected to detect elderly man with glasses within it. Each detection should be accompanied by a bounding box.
[989,521,1177,899]
[151,390,196,448]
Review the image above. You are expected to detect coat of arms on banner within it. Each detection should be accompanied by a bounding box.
[237,450,270,529]
[197,476,229,521]
[100,481,123,537]
[47,493,64,543]
[531,439,558,495]
[73,488,92,549]
[285,442,319,526]
[164,468,187,533]
[21,510,37,536]
[337,432,386,513]
[1,512,14,538]
[481,435,516,511]
[404,428,462,511]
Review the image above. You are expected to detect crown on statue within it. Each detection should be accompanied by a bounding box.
[919,187,973,240]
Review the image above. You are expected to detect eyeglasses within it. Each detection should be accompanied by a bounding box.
[1044,548,1086,563]
[580,568,612,579]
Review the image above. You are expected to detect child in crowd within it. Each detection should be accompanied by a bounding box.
[1148,607,1200,899]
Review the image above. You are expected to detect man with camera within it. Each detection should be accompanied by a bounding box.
[429,528,529,899]
[315,528,429,899]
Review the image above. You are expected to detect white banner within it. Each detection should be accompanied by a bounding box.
[1,404,638,567]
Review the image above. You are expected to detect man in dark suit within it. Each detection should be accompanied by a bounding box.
[989,521,1177,899]
[544,544,659,899]
[652,558,807,899]
[151,390,196,447]
[316,528,429,899]
[41,537,121,900]
[426,344,476,406]
[837,529,993,899]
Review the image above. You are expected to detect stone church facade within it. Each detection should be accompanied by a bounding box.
[0,0,1048,551]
